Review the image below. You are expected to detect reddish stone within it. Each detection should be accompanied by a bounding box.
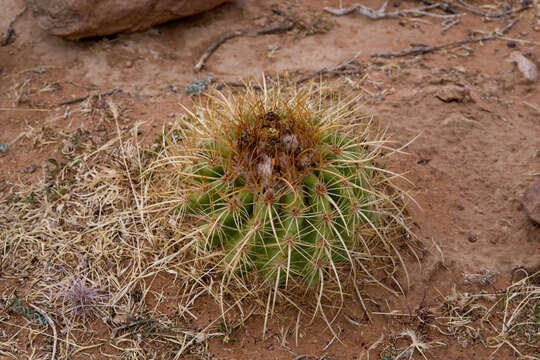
[523,179,540,224]
[26,0,229,39]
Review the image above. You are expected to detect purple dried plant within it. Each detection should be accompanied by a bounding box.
[54,275,108,323]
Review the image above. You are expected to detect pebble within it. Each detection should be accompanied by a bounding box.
[0,143,8,153]
[435,85,473,103]
[33,66,46,74]
[508,51,538,82]
[522,178,540,224]
[22,165,37,174]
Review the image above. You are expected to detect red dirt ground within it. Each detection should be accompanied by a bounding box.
[1,0,539,359]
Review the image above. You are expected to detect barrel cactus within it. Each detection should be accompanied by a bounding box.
[152,78,411,316]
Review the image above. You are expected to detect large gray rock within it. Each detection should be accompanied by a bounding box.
[26,0,229,39]
[523,178,540,224]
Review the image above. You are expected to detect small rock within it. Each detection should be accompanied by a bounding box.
[33,66,46,74]
[267,43,281,58]
[194,332,207,343]
[26,0,229,39]
[253,16,268,27]
[125,60,133,68]
[0,143,8,153]
[22,165,37,174]
[522,178,540,224]
[463,269,498,285]
[442,113,478,127]
[508,51,538,82]
[435,85,473,103]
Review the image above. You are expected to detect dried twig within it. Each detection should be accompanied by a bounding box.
[215,53,363,92]
[441,18,460,34]
[322,327,344,351]
[366,334,385,360]
[440,0,532,19]
[523,101,540,113]
[2,7,26,46]
[324,0,463,20]
[498,36,540,47]
[194,7,294,72]
[371,19,518,58]
[111,318,153,338]
[29,304,57,360]
[58,88,121,106]
[0,108,52,112]
[297,51,363,83]
[420,0,456,14]
[218,52,364,90]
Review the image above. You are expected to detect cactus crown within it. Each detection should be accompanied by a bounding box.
[152,79,411,327]
[235,110,319,188]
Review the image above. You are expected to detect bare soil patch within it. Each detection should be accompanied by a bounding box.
[1,0,539,359]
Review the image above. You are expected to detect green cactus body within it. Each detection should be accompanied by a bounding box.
[182,128,376,288]
[164,82,409,294]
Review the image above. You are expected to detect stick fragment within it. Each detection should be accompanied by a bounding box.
[194,7,294,72]
[58,88,121,106]
[441,18,460,34]
[297,51,363,83]
[29,304,57,360]
[439,0,532,19]
[371,19,518,58]
[324,1,462,20]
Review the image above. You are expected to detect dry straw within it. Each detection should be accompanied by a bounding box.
[437,272,540,359]
[0,77,415,357]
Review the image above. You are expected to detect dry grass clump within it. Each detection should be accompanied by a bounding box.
[486,272,540,358]
[0,129,221,358]
[0,77,415,358]
[437,272,540,359]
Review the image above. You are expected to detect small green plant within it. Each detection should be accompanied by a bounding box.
[532,304,540,327]
[25,191,36,203]
[218,320,236,343]
[7,194,21,203]
[46,154,78,176]
[11,298,46,325]
[185,74,213,96]
[70,128,90,148]
[46,158,62,175]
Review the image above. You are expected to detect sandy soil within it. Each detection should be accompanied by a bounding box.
[1,0,539,359]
